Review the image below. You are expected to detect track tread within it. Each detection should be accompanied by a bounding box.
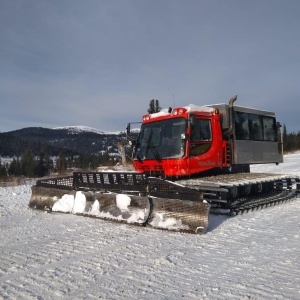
[179,173,300,216]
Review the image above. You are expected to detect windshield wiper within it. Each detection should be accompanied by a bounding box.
[151,146,162,162]
[145,130,162,162]
[145,130,153,157]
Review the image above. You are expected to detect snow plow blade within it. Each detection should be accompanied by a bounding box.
[30,186,150,225]
[145,177,210,233]
[29,172,210,234]
[148,197,209,234]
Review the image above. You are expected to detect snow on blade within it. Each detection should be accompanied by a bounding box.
[150,213,190,231]
[116,194,131,210]
[52,194,75,213]
[72,191,86,214]
[89,200,100,216]
[52,191,87,214]
[87,193,147,224]
[127,210,146,224]
[50,192,148,224]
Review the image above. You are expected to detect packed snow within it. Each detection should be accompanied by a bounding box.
[1,153,300,299]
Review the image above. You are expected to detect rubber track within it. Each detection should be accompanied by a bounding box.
[228,189,299,215]
[179,173,300,216]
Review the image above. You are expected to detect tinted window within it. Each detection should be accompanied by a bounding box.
[263,116,277,141]
[234,112,277,142]
[249,114,263,140]
[191,119,212,142]
[235,112,250,140]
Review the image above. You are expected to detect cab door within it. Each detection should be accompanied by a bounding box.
[190,118,212,156]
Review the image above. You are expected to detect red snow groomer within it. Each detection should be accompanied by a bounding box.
[131,95,282,177]
[30,96,300,233]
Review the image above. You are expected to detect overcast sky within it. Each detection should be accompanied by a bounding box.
[1,0,299,133]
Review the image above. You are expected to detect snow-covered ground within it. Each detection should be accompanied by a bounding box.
[1,153,300,299]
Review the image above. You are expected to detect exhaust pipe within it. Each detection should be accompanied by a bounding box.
[224,95,237,137]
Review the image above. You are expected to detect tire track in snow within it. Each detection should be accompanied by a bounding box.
[0,222,155,280]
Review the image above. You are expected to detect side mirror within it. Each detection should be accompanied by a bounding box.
[126,123,131,135]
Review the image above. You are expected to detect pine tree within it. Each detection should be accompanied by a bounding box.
[282,124,287,147]
[0,159,7,177]
[56,151,67,174]
[44,154,54,174]
[148,99,161,114]
[35,152,48,177]
[20,148,35,177]
[8,158,21,176]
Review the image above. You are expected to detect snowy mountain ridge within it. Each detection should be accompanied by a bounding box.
[53,125,123,135]
[0,126,140,157]
[53,125,140,135]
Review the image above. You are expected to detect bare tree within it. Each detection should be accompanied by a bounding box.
[117,141,127,165]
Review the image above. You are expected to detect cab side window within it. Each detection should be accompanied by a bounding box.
[249,114,263,140]
[190,119,212,156]
[191,119,212,142]
[235,112,250,140]
[234,112,277,142]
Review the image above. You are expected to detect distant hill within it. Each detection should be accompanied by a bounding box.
[0,126,139,158]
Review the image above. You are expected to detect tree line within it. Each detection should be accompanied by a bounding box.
[282,124,300,153]
[0,148,120,178]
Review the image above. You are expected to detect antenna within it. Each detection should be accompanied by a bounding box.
[173,94,175,107]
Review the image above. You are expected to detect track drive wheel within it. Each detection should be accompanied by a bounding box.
[254,182,263,194]
[229,186,238,198]
[243,184,251,196]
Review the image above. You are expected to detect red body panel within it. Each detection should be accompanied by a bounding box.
[133,107,229,177]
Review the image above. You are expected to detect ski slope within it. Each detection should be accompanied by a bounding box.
[1,153,300,299]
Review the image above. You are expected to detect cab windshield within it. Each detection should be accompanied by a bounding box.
[135,118,186,160]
